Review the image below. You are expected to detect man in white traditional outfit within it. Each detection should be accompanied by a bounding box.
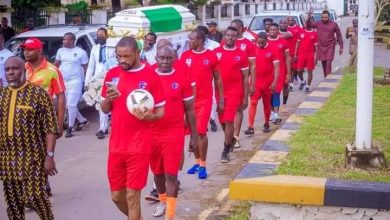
[54,32,89,138]
[85,27,116,139]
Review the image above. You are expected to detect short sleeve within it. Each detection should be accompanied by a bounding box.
[181,73,193,101]
[81,49,89,65]
[241,52,249,70]
[39,89,59,134]
[247,42,256,59]
[55,48,62,61]
[51,69,66,96]
[210,51,219,72]
[150,74,166,107]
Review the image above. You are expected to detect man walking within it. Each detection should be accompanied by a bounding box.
[0,33,13,88]
[1,17,15,42]
[244,32,280,135]
[85,27,116,139]
[346,18,358,66]
[0,56,59,220]
[101,37,165,220]
[181,30,224,179]
[313,10,343,77]
[55,32,89,138]
[215,26,249,163]
[150,45,198,219]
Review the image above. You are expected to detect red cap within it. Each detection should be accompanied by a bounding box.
[21,38,43,50]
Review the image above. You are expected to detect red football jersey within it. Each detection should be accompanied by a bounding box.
[180,49,218,102]
[152,68,193,135]
[235,37,256,60]
[101,64,165,154]
[268,36,289,74]
[255,44,280,88]
[214,46,249,97]
[287,25,302,56]
[297,29,318,53]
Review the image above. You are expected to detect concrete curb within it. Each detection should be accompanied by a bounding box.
[229,70,390,209]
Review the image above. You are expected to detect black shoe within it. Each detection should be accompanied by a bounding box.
[299,82,306,91]
[263,123,271,133]
[210,119,218,132]
[75,120,89,131]
[220,151,230,163]
[244,127,254,136]
[65,128,74,138]
[304,87,310,94]
[105,129,109,135]
[144,188,160,202]
[96,130,105,139]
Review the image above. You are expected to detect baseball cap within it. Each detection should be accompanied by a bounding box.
[20,38,43,50]
[207,21,217,26]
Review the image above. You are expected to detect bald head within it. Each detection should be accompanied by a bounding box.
[156,45,175,73]
[279,19,288,31]
[5,56,26,88]
[157,39,173,49]
[116,36,139,52]
[287,16,295,26]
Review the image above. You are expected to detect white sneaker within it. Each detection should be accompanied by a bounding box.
[153,202,166,217]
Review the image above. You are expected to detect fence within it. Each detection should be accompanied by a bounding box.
[11,8,50,34]
[65,10,93,25]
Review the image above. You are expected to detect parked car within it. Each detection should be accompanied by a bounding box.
[5,24,105,62]
[248,10,307,34]
[312,9,341,27]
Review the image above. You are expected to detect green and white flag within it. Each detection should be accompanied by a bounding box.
[141,7,183,33]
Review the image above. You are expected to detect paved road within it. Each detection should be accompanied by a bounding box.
[0,16,387,220]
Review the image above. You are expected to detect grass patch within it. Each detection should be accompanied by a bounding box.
[277,69,390,182]
[225,202,251,220]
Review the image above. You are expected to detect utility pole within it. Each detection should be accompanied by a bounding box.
[355,0,374,150]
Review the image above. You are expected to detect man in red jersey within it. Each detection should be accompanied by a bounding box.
[295,19,318,93]
[181,30,224,179]
[267,23,291,124]
[101,37,165,220]
[150,45,198,220]
[287,16,302,87]
[244,32,280,135]
[279,19,294,114]
[230,19,256,149]
[215,26,249,163]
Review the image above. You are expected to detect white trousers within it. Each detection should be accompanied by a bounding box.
[99,109,109,131]
[65,80,86,128]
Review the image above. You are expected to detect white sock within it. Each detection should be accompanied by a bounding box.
[275,113,280,119]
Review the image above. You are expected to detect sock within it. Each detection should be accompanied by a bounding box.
[223,143,231,153]
[166,197,177,219]
[271,111,275,119]
[275,113,280,119]
[195,158,200,165]
[200,161,206,167]
[159,193,167,203]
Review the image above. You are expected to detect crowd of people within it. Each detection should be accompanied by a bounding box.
[0,9,350,220]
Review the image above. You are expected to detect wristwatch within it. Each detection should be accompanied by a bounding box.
[47,152,55,157]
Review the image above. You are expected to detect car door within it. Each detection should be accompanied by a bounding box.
[75,35,92,57]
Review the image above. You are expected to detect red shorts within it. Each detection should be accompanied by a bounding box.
[297,52,315,71]
[275,70,286,93]
[150,134,184,176]
[218,95,242,123]
[107,152,150,191]
[194,100,212,135]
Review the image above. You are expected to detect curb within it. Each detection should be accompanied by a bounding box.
[229,70,390,209]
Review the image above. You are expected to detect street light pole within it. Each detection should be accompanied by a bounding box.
[355,0,374,150]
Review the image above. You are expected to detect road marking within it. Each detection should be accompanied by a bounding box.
[198,207,218,220]
[217,188,229,202]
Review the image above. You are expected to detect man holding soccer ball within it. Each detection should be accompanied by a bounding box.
[101,37,165,220]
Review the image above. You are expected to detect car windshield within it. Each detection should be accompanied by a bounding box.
[249,15,299,32]
[6,37,63,62]
[312,12,335,22]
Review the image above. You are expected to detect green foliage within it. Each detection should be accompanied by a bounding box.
[65,1,89,12]
[11,0,61,9]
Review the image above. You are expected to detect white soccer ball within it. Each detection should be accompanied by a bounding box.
[126,89,155,114]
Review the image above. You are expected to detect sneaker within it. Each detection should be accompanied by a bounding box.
[187,164,199,174]
[105,129,109,135]
[153,202,166,217]
[233,136,241,149]
[96,130,105,139]
[244,127,254,136]
[65,128,74,138]
[299,82,306,91]
[304,87,310,94]
[75,120,89,131]
[288,83,294,92]
[263,123,271,133]
[210,119,218,132]
[198,166,208,179]
[145,189,160,202]
[220,152,230,163]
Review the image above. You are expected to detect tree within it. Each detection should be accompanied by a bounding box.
[376,0,390,27]
[11,0,60,9]
[112,0,121,13]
